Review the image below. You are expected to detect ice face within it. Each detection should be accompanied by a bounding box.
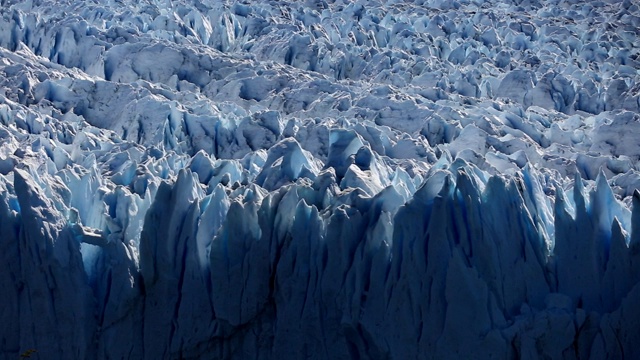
[0,0,639,358]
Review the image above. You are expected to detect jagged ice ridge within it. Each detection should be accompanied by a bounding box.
[0,0,639,358]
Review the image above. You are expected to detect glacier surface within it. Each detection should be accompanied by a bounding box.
[0,0,639,358]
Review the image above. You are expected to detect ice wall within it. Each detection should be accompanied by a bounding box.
[0,0,639,358]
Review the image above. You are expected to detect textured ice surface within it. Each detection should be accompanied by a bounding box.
[0,0,639,358]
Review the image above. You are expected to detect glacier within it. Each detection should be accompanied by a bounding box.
[0,0,639,358]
